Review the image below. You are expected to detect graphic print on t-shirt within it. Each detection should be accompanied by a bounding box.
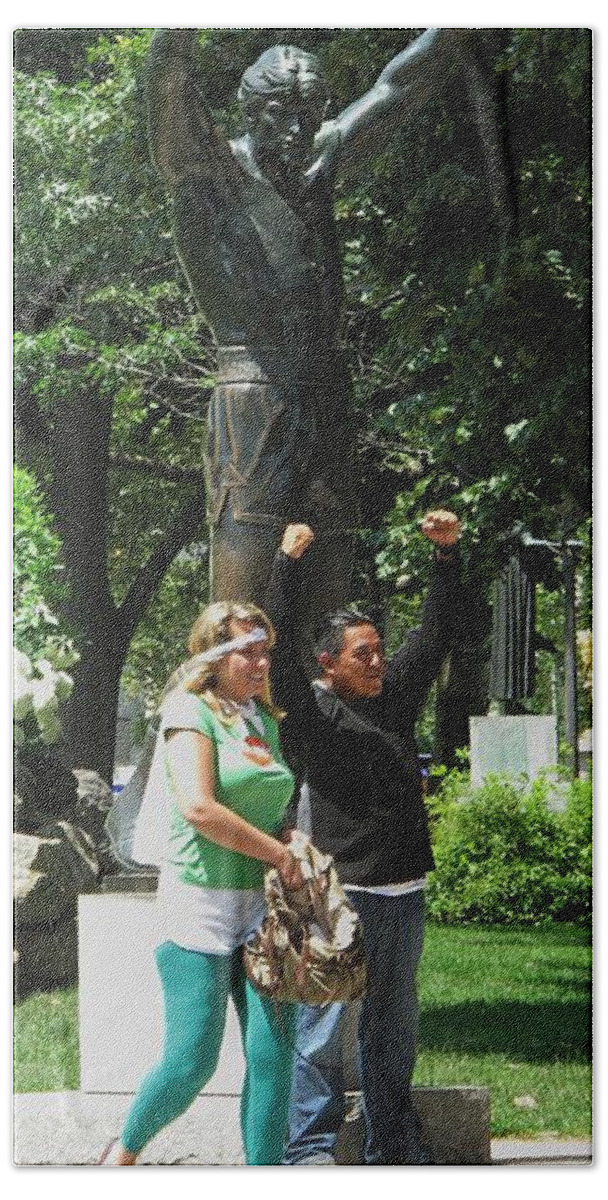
[242,733,274,767]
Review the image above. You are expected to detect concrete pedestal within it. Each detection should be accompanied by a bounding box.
[78,887,245,1094]
[337,1087,491,1165]
[470,715,557,787]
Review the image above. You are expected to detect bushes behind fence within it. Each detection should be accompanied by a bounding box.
[426,770,592,926]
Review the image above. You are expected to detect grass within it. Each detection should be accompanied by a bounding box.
[13,985,79,1093]
[13,923,592,1138]
[415,922,592,1138]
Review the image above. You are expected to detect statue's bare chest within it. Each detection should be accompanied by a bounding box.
[239,174,339,291]
[173,165,342,344]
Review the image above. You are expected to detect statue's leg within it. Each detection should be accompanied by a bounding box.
[206,367,312,608]
[205,357,359,625]
[296,377,360,630]
[209,513,281,610]
[298,530,355,631]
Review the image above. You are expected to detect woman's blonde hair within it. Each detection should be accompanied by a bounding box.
[164,600,283,721]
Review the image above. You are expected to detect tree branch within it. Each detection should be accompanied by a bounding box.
[108,449,205,483]
[116,484,208,641]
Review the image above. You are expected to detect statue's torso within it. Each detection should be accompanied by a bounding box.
[170,138,357,543]
[172,154,343,355]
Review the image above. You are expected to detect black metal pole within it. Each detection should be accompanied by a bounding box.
[518,531,583,776]
[562,546,579,777]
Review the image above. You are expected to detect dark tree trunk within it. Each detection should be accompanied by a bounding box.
[62,631,127,782]
[45,383,208,785]
[49,386,121,781]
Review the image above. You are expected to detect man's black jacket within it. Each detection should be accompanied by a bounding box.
[266,548,466,887]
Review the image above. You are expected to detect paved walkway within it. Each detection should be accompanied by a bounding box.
[13,1093,592,1166]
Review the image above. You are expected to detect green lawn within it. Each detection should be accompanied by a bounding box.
[14,984,79,1093]
[415,922,592,1138]
[14,922,592,1138]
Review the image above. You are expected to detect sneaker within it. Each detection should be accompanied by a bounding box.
[297,1153,336,1165]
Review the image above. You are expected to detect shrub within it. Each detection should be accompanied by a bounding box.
[426,769,592,925]
[14,648,73,748]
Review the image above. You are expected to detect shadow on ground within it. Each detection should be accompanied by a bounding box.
[419,998,591,1062]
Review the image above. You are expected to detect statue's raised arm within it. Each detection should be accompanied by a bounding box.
[147,29,238,190]
[326,29,450,161]
[315,27,513,239]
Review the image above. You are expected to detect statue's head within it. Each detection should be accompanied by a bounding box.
[238,46,329,169]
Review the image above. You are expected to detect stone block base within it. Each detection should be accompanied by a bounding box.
[337,1087,491,1165]
[470,714,557,786]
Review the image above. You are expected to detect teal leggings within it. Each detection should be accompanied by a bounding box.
[121,940,295,1165]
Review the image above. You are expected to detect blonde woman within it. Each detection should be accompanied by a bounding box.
[101,602,303,1166]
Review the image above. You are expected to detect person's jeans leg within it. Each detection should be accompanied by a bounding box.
[282,1000,346,1163]
[349,888,427,1165]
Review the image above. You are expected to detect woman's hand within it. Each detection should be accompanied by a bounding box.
[275,845,306,891]
[281,523,315,560]
[420,509,462,549]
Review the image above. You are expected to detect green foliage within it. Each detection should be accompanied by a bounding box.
[13,37,211,443]
[122,546,209,716]
[426,769,592,926]
[15,34,155,310]
[13,986,80,1092]
[13,468,77,749]
[335,28,591,604]
[13,466,73,663]
[14,649,74,749]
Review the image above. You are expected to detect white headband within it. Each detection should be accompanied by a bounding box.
[194,625,268,665]
[178,625,267,682]
[166,626,268,697]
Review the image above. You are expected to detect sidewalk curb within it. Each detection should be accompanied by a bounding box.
[12,1092,593,1166]
[491,1139,592,1165]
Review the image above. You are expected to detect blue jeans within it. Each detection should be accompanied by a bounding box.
[283,888,425,1165]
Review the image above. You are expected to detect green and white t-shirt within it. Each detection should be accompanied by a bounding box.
[154,687,294,953]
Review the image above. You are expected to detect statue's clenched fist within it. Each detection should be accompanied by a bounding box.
[281,524,315,560]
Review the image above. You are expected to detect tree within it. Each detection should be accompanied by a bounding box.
[338,29,591,569]
[334,29,591,760]
[14,31,212,781]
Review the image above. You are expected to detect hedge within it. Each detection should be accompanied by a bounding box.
[425,769,592,925]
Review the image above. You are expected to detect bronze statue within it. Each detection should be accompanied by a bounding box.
[147,29,511,622]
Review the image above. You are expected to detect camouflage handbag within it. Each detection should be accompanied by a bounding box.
[243,833,367,1005]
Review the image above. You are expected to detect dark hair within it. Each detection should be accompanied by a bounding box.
[237,45,328,115]
[314,610,377,659]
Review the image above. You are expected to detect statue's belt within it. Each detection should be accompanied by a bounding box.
[215,344,348,387]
